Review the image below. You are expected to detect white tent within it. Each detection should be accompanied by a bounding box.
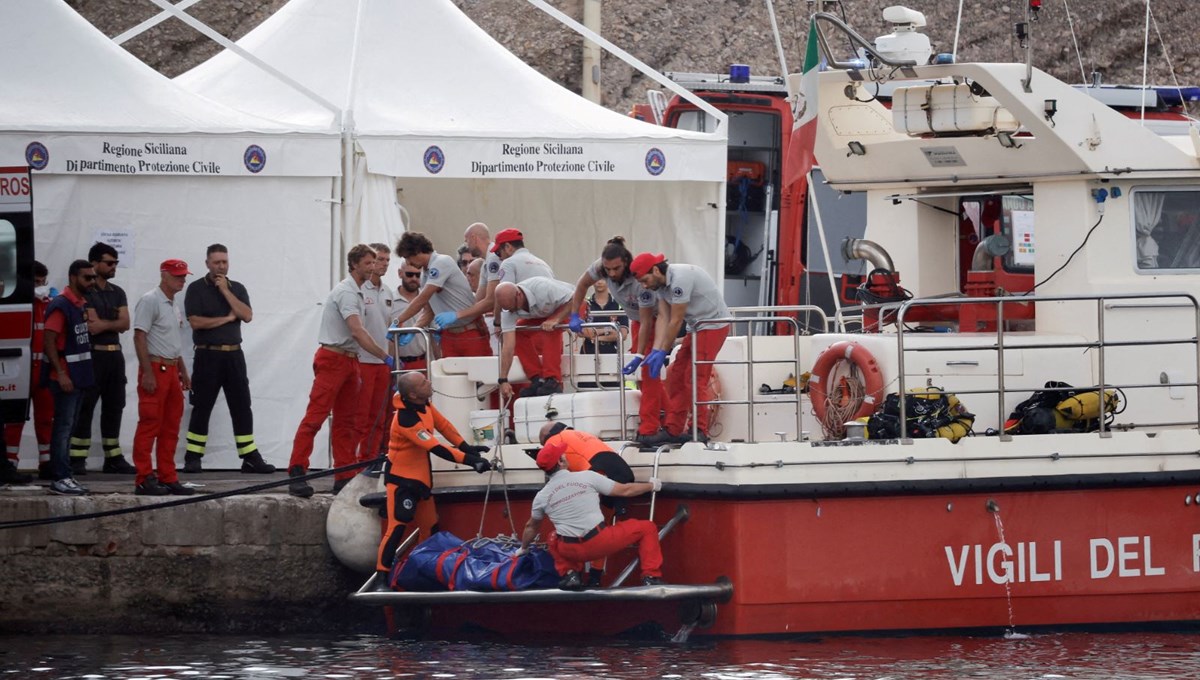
[0,0,342,471]
[175,0,728,285]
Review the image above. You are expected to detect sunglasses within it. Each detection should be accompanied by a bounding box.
[403,272,421,279]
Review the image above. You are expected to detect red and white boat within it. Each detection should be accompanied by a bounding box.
[345,5,1200,638]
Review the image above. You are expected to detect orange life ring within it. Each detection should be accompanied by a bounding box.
[809,341,885,423]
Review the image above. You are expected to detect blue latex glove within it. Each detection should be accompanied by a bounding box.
[433,311,459,330]
[568,312,584,334]
[622,354,644,375]
[49,286,60,298]
[397,333,415,347]
[644,348,669,379]
[384,355,395,369]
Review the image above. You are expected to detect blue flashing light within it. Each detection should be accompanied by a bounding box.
[729,64,750,83]
[934,53,955,65]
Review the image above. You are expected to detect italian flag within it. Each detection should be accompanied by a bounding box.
[783,18,820,188]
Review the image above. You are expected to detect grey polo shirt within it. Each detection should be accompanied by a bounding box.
[358,279,394,365]
[587,258,646,313]
[530,469,615,537]
[318,276,364,352]
[500,276,573,332]
[655,264,730,331]
[422,251,476,330]
[133,286,184,359]
[498,247,554,284]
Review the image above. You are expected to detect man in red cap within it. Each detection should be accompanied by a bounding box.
[630,253,730,445]
[516,440,664,590]
[131,258,194,496]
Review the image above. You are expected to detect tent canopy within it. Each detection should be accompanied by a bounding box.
[177,0,727,280]
[0,0,338,177]
[0,0,339,470]
[177,0,725,182]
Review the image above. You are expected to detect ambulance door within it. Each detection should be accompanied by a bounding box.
[0,166,36,424]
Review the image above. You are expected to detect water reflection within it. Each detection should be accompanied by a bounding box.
[1,632,1199,679]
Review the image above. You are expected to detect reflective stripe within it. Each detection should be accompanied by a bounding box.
[65,352,92,363]
[31,352,44,361]
[234,434,254,443]
[186,432,209,443]
[185,442,206,454]
[33,323,44,330]
[237,442,257,454]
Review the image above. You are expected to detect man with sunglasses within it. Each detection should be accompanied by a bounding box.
[43,260,98,495]
[393,262,427,371]
[68,242,136,475]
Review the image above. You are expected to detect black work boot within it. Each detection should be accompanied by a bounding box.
[518,377,544,398]
[288,465,314,498]
[535,377,562,396]
[557,570,583,591]
[0,459,32,485]
[586,568,604,588]
[183,452,203,474]
[102,455,137,474]
[240,451,277,474]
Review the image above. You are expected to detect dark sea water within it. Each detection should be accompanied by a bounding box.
[2,632,1199,679]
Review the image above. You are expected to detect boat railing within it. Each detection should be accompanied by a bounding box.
[386,325,435,380]
[562,310,630,393]
[890,291,1200,443]
[689,306,821,444]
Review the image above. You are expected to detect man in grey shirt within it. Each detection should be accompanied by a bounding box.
[630,253,731,446]
[494,277,572,399]
[516,440,664,590]
[131,259,194,497]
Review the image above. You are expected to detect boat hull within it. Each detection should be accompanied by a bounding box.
[416,477,1200,636]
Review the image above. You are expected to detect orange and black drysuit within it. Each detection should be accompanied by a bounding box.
[541,423,634,514]
[375,396,491,575]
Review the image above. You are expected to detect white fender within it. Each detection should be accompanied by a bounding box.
[325,472,384,574]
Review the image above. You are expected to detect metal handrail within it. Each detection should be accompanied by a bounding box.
[690,315,805,444]
[513,321,629,440]
[893,291,1200,443]
[386,325,436,381]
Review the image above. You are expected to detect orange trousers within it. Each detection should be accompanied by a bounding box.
[133,362,183,485]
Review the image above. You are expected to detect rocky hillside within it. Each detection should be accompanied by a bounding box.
[70,0,1198,115]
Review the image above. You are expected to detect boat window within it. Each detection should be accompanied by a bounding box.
[1133,189,1200,271]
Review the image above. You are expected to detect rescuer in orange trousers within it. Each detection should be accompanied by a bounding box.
[376,372,492,578]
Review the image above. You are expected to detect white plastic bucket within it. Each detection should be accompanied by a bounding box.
[469,409,500,447]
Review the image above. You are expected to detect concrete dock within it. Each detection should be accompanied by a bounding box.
[0,470,377,635]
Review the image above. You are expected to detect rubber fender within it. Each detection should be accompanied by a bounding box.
[1056,390,1118,420]
[326,472,385,574]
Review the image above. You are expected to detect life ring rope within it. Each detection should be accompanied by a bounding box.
[809,341,885,439]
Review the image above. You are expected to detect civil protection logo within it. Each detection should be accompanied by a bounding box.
[673,286,684,298]
[488,261,500,274]
[429,268,439,280]
[639,291,653,305]
[25,142,48,171]
[645,147,666,176]
[243,145,266,173]
[424,146,445,174]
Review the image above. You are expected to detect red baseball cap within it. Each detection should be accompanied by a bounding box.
[535,439,567,472]
[629,252,665,277]
[489,228,524,253]
[160,259,191,276]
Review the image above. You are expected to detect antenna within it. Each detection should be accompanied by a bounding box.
[1018,0,1041,93]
